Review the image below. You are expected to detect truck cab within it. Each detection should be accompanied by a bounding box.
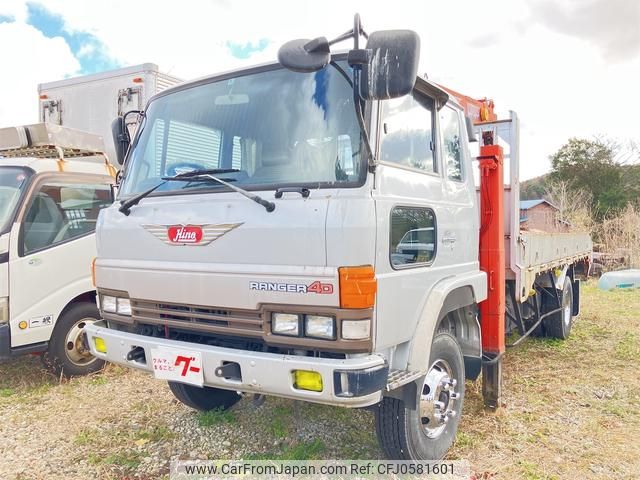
[86,18,589,460]
[0,123,115,376]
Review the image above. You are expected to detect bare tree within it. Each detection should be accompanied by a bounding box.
[543,179,594,233]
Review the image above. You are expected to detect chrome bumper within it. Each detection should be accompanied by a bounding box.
[85,321,388,407]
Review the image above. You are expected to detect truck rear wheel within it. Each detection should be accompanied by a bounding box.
[543,276,574,339]
[42,302,105,378]
[375,332,464,460]
[168,381,241,411]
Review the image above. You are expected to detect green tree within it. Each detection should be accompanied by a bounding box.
[550,138,627,218]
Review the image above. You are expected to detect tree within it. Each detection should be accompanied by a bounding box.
[550,138,627,218]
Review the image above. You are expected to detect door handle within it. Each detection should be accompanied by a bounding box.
[442,233,457,245]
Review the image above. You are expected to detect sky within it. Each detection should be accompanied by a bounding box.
[0,0,638,180]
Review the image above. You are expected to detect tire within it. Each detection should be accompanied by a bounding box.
[375,332,465,460]
[168,381,241,411]
[543,276,574,339]
[42,302,105,378]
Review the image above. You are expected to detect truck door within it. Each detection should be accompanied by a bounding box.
[8,174,113,348]
[41,100,62,125]
[439,105,478,267]
[373,92,450,350]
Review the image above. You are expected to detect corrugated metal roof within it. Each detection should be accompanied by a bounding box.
[520,199,547,210]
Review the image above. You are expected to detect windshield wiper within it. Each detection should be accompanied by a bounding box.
[166,172,275,213]
[119,168,274,216]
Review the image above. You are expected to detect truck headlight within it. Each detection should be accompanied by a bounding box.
[116,298,131,316]
[0,297,9,325]
[272,313,300,336]
[101,295,117,313]
[305,315,335,340]
[342,319,371,340]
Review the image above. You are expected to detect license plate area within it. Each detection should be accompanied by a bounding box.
[150,346,204,387]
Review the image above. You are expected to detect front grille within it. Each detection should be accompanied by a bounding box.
[130,299,263,337]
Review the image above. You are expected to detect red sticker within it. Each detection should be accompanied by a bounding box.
[167,225,203,244]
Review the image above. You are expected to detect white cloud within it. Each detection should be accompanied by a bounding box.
[2,0,639,179]
[0,21,79,128]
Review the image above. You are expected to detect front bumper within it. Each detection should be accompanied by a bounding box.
[85,321,388,407]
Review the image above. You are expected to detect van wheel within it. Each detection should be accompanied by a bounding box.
[543,277,573,339]
[42,302,105,378]
[168,382,241,411]
[375,332,464,460]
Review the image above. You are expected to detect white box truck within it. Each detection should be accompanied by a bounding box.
[38,63,181,164]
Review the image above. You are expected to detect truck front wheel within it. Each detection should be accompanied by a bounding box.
[375,332,465,460]
[42,302,105,378]
[168,382,241,411]
[543,276,574,339]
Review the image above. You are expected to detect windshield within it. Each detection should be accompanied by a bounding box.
[119,61,365,197]
[0,167,31,233]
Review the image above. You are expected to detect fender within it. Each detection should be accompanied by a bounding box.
[406,270,487,373]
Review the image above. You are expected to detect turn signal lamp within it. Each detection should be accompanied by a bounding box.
[94,337,107,354]
[338,266,377,309]
[293,370,323,392]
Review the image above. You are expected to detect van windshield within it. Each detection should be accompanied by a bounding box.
[0,167,31,233]
[120,61,365,197]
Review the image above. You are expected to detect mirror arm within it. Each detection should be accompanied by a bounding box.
[352,67,376,170]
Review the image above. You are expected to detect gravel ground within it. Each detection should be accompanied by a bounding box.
[1,282,638,479]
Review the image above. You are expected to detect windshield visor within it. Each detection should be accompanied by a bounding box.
[119,61,366,197]
[0,167,31,232]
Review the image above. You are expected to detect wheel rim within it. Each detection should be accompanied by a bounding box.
[562,288,572,328]
[419,359,459,439]
[64,317,98,366]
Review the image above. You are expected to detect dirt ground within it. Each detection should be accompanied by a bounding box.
[0,281,638,479]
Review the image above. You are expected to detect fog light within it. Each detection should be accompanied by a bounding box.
[94,337,107,353]
[117,298,132,316]
[101,295,117,313]
[293,370,323,392]
[342,319,371,340]
[272,313,300,336]
[305,315,335,340]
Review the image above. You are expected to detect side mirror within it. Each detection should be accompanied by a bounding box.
[111,116,130,166]
[359,30,420,100]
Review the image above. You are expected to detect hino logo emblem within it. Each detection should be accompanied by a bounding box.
[142,223,243,246]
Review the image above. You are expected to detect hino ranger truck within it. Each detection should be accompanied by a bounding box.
[0,123,116,376]
[85,16,591,459]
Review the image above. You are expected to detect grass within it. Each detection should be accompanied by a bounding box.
[247,439,326,460]
[449,281,640,478]
[88,451,145,468]
[269,406,290,438]
[0,281,638,479]
[196,407,236,427]
[615,332,640,361]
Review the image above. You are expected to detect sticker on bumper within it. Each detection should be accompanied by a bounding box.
[150,347,204,387]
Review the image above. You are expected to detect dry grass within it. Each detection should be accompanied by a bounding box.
[450,281,640,479]
[0,281,638,479]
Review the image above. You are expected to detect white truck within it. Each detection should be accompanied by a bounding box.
[86,17,591,459]
[0,123,115,376]
[38,63,181,163]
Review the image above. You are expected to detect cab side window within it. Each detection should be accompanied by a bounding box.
[380,94,436,173]
[22,182,113,255]
[390,207,437,268]
[440,106,464,181]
